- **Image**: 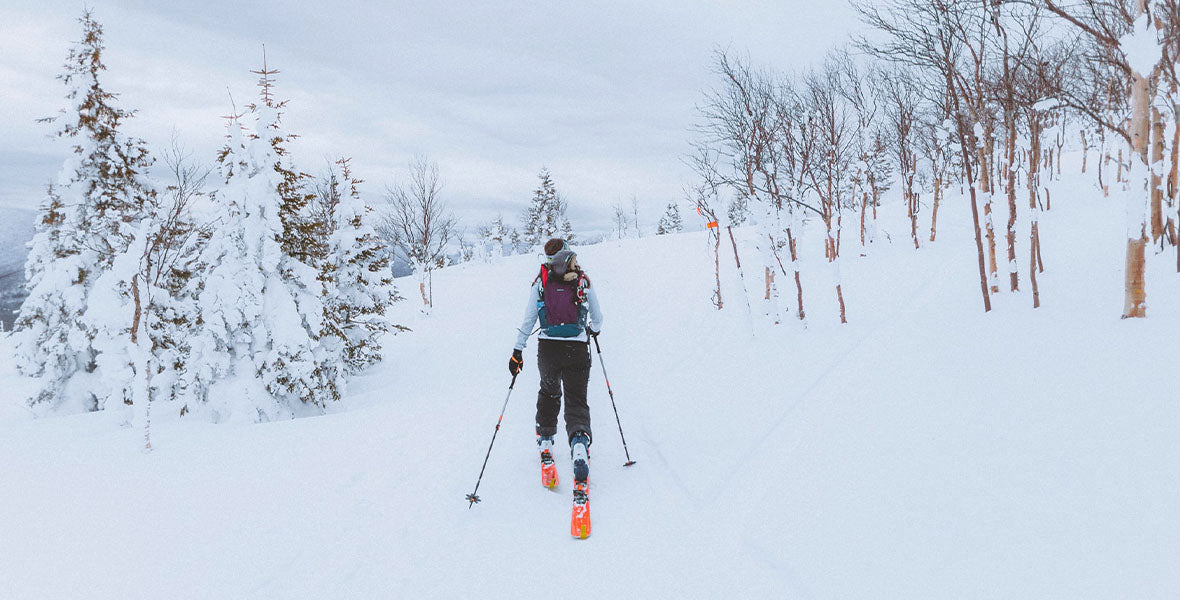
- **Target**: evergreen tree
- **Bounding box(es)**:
[85,146,209,427]
[657,202,684,235]
[727,195,750,226]
[508,228,522,254]
[481,214,511,257]
[13,10,156,412]
[246,55,326,270]
[319,158,403,374]
[193,103,332,422]
[521,168,572,245]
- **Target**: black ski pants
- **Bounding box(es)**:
[535,339,592,445]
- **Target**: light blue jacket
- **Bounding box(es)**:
[515,278,603,350]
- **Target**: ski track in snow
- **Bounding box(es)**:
[2,156,1179,599]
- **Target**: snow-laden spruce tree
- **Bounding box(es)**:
[657,202,683,234]
[12,10,157,412]
[480,214,512,258]
[84,147,210,433]
[85,218,161,436]
[320,158,402,374]
[193,107,335,422]
[521,168,573,246]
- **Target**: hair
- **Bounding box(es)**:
[544,238,566,256]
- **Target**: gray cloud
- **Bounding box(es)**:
[0,0,863,242]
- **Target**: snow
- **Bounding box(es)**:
[1119,14,1163,77]
[1,154,1179,598]
[1033,98,1063,113]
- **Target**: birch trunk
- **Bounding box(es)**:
[1028,115,1044,308]
[1151,106,1165,242]
[713,230,722,309]
[1123,3,1151,318]
[1005,113,1019,292]
[980,139,1000,293]
[786,228,805,321]
[929,177,941,242]
[1081,130,1089,174]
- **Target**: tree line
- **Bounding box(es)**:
[10,12,408,433]
[691,0,1180,322]
[8,10,694,429]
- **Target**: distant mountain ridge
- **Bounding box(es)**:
[0,206,36,331]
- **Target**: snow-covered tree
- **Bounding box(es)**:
[522,168,572,246]
[508,228,523,255]
[246,56,326,272]
[193,105,335,422]
[319,158,403,374]
[630,196,643,238]
[612,203,630,239]
[479,214,513,258]
[13,10,156,412]
[84,139,211,435]
[657,202,684,234]
[727,194,750,226]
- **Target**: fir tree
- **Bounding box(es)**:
[521,168,572,246]
[246,53,326,270]
[193,104,333,422]
[481,214,511,258]
[508,228,522,254]
[657,202,684,235]
[319,158,403,374]
[13,10,156,412]
[727,194,750,226]
[85,145,210,429]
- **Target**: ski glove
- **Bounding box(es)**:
[509,349,524,376]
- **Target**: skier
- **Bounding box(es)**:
[509,238,603,497]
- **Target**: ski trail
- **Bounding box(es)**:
[703,247,956,506]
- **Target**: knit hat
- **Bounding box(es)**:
[549,249,577,278]
[544,238,566,256]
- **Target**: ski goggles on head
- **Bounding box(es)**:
[544,240,569,262]
[550,249,577,276]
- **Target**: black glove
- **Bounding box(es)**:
[587,328,599,338]
[509,349,524,376]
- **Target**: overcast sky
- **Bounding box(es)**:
[0,0,863,237]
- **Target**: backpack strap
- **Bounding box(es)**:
[575,273,588,304]
[534,265,549,303]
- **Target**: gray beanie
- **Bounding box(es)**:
[549,248,577,277]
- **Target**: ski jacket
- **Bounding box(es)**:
[515,274,603,350]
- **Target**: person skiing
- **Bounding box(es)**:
[509,238,603,500]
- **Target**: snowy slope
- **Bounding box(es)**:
[1,164,1178,599]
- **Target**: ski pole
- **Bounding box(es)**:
[591,335,637,467]
[466,373,518,508]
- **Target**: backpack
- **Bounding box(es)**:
[535,265,589,338]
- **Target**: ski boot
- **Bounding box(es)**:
[570,431,590,484]
[569,431,592,539]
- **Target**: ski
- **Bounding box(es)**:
[571,482,591,539]
[540,447,558,490]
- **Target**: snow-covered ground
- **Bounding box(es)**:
[1,162,1178,599]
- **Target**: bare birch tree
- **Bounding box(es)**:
[382,155,455,309]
